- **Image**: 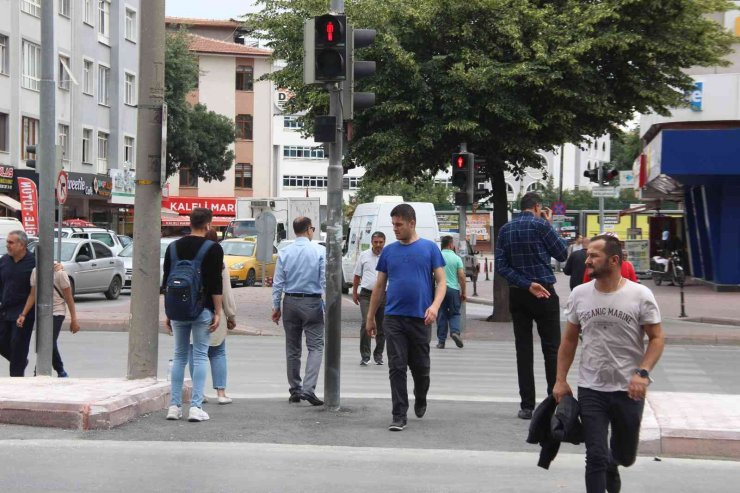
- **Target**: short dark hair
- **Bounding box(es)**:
[371,231,386,241]
[293,216,312,234]
[591,234,623,264]
[520,192,542,211]
[390,203,416,222]
[441,235,454,249]
[190,208,213,229]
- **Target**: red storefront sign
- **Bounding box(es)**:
[18,177,39,235]
[162,197,236,216]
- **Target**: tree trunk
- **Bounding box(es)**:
[489,167,512,322]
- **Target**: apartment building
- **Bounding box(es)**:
[0,0,140,229]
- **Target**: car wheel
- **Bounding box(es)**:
[245,269,256,287]
[105,276,122,300]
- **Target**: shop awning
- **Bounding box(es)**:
[161,216,233,227]
[0,194,21,211]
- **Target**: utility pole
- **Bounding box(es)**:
[324,0,345,411]
[458,143,468,333]
[127,0,165,379]
[35,2,57,376]
[558,145,565,202]
[598,165,605,231]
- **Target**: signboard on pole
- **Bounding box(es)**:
[18,177,39,235]
[552,201,567,216]
[592,186,620,198]
[625,239,650,273]
[255,212,277,263]
[56,170,68,204]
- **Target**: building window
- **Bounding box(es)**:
[82,59,94,95]
[124,136,135,167]
[343,176,362,190]
[82,128,93,164]
[235,65,253,91]
[526,182,542,193]
[97,132,109,171]
[235,114,253,140]
[506,183,515,194]
[58,55,71,90]
[22,40,41,91]
[21,0,41,17]
[283,146,326,160]
[98,65,110,105]
[282,175,329,189]
[124,73,136,105]
[21,117,39,160]
[235,163,253,189]
[98,0,111,39]
[179,167,198,187]
[283,116,302,130]
[0,113,8,153]
[59,0,70,17]
[83,0,94,25]
[58,124,69,162]
[0,35,8,75]
[125,8,137,42]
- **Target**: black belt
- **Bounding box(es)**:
[512,283,555,290]
[285,292,321,298]
[360,288,373,295]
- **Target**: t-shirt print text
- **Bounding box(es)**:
[580,307,636,325]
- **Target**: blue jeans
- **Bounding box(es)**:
[437,287,461,343]
[170,308,212,408]
[189,340,227,390]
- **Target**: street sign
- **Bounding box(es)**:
[627,227,643,236]
[619,170,635,189]
[56,170,69,204]
[601,214,620,225]
[552,201,567,216]
[591,186,620,198]
[255,211,277,263]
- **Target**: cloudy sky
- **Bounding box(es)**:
[165,0,260,19]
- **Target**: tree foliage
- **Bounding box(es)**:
[349,176,453,213]
[165,30,235,181]
[610,128,641,171]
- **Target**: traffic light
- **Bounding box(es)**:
[25,145,37,169]
[602,168,619,183]
[342,26,376,120]
[451,152,474,205]
[584,167,599,183]
[584,166,618,185]
[473,159,489,202]
[303,15,347,84]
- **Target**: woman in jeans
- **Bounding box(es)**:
[189,228,237,404]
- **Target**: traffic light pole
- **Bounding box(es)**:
[598,165,605,232]
[458,144,468,333]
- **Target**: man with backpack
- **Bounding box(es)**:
[163,207,224,422]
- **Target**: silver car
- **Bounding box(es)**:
[57,239,126,299]
[119,238,177,290]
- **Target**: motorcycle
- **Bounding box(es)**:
[650,250,685,286]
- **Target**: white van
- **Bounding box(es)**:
[0,217,25,237]
[341,199,441,291]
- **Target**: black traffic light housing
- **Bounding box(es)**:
[451,152,474,205]
[314,14,347,82]
[584,166,618,185]
[584,167,599,183]
[473,159,489,202]
[25,145,37,169]
[602,168,619,183]
[342,27,376,120]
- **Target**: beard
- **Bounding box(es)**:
[588,263,610,278]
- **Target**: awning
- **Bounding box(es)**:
[161,216,233,227]
[0,194,21,211]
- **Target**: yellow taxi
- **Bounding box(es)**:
[222,237,277,287]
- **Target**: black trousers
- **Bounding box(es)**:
[579,387,644,493]
[52,315,66,374]
[509,285,561,410]
[0,313,35,377]
[384,315,431,420]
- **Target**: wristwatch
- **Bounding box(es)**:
[634,368,654,384]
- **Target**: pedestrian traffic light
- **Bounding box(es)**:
[584,166,619,185]
[451,152,474,205]
[342,26,376,120]
[25,145,37,169]
[314,14,347,82]
[602,168,619,183]
[584,167,599,183]
[473,159,489,202]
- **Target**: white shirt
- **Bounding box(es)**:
[354,248,381,290]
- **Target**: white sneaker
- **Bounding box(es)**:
[166,405,182,420]
[188,406,210,422]
[218,396,232,405]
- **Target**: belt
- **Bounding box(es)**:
[360,288,373,295]
[512,283,555,290]
[285,292,321,298]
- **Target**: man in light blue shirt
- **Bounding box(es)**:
[272,217,326,406]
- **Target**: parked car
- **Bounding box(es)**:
[56,239,125,299]
[0,217,24,237]
[118,238,177,290]
[117,235,133,248]
[457,239,481,281]
[54,227,125,255]
[222,237,278,287]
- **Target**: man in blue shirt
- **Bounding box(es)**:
[272,216,326,406]
[366,204,446,431]
[0,230,36,376]
[495,192,568,420]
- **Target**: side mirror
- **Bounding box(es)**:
[76,254,91,262]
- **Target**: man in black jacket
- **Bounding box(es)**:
[563,237,590,290]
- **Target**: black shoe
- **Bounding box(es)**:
[451,333,464,348]
[388,418,407,431]
[360,359,370,366]
[517,408,533,420]
[606,464,621,493]
[436,342,445,349]
[301,393,324,406]
[374,358,384,365]
[414,398,427,418]
[288,394,301,403]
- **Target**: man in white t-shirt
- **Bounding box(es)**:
[554,234,665,493]
[352,231,386,365]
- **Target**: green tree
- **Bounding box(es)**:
[610,128,641,171]
[248,0,734,320]
[165,30,235,181]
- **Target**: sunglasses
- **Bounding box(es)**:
[309,226,316,232]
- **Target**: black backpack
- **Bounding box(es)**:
[164,240,214,321]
